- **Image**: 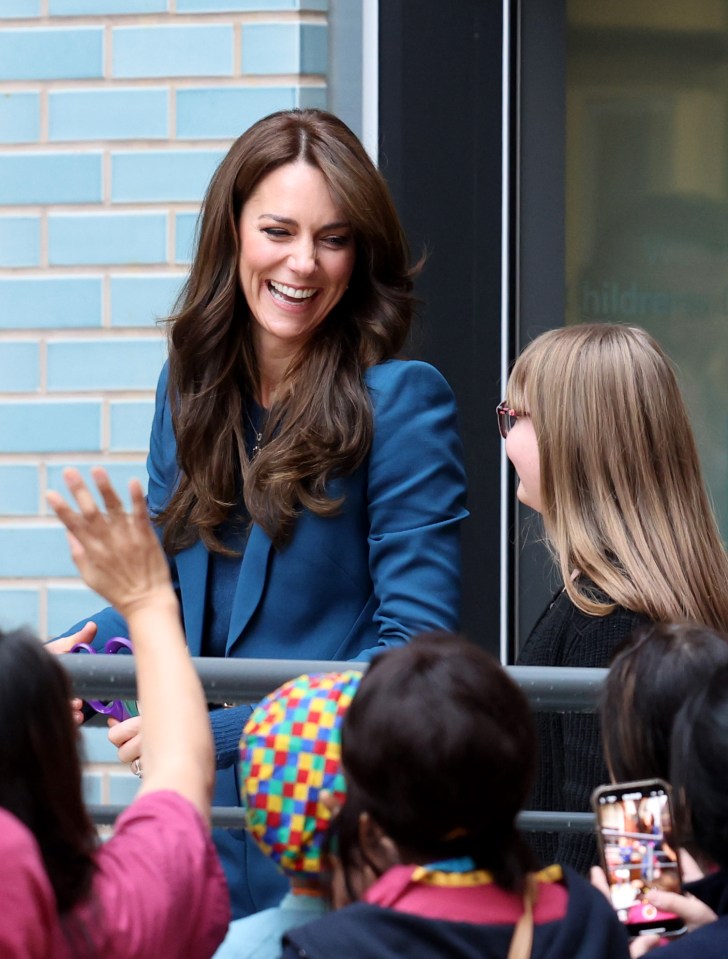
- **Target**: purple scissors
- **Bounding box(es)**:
[70,636,138,721]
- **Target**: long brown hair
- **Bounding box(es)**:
[0,630,97,913]
[506,323,728,630]
[161,109,418,552]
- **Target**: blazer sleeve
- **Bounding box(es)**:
[358,360,469,659]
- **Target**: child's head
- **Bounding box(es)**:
[0,628,95,911]
[670,663,728,870]
[240,669,362,892]
[331,632,536,898]
[602,622,728,783]
[503,323,728,629]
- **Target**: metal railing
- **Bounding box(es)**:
[64,656,604,834]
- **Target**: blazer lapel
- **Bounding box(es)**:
[175,539,209,657]
[226,524,273,653]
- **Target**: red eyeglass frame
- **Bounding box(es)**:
[496,401,521,439]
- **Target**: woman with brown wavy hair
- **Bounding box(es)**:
[497,323,728,875]
[55,109,468,918]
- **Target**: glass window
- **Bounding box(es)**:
[566,0,728,534]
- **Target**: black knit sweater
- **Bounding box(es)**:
[517,584,649,874]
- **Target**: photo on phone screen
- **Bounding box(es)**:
[591,779,685,937]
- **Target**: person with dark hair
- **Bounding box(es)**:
[0,468,230,957]
[601,623,728,784]
[628,665,728,957]
[590,622,728,951]
[51,108,468,916]
[282,633,630,959]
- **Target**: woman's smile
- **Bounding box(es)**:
[238,161,356,361]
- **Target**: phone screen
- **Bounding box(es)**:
[592,779,685,937]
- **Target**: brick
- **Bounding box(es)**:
[0,402,101,453]
[81,771,103,805]
[0,216,41,268]
[112,150,224,203]
[50,88,168,142]
[0,0,40,18]
[0,341,40,392]
[51,0,166,13]
[0,92,40,144]
[178,0,327,8]
[175,212,199,263]
[0,525,77,576]
[0,588,39,632]
[81,727,119,765]
[297,86,327,109]
[109,400,155,451]
[49,213,168,266]
[243,23,327,75]
[0,465,40,515]
[112,25,233,79]
[0,277,102,330]
[47,338,167,391]
[176,85,298,140]
[47,584,105,638]
[47,463,147,509]
[0,28,102,81]
[108,771,141,804]
[110,274,184,328]
[0,153,102,205]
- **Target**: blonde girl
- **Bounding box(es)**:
[497,323,728,872]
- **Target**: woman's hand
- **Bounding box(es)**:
[46,621,98,654]
[47,467,172,620]
[46,622,98,724]
[108,716,143,767]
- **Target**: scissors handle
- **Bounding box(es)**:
[69,637,137,721]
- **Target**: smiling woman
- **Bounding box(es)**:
[55,109,468,920]
[237,161,356,392]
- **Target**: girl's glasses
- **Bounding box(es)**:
[496,401,520,439]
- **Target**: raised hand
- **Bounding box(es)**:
[47,467,172,620]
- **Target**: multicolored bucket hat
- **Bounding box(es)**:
[240,670,362,883]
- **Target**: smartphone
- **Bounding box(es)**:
[591,779,686,938]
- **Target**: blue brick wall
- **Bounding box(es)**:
[0,2,329,642]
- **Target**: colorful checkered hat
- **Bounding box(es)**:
[240,670,362,883]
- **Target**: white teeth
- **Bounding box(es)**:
[269,280,317,300]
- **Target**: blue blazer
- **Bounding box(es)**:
[64,357,468,916]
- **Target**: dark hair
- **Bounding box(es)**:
[334,632,537,894]
[0,629,97,913]
[602,622,728,782]
[160,108,419,552]
[670,663,728,869]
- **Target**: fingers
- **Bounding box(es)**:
[63,467,103,520]
[629,935,661,957]
[90,466,125,515]
[130,478,149,527]
[45,621,98,654]
[107,716,143,765]
[72,699,84,725]
[645,889,717,931]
